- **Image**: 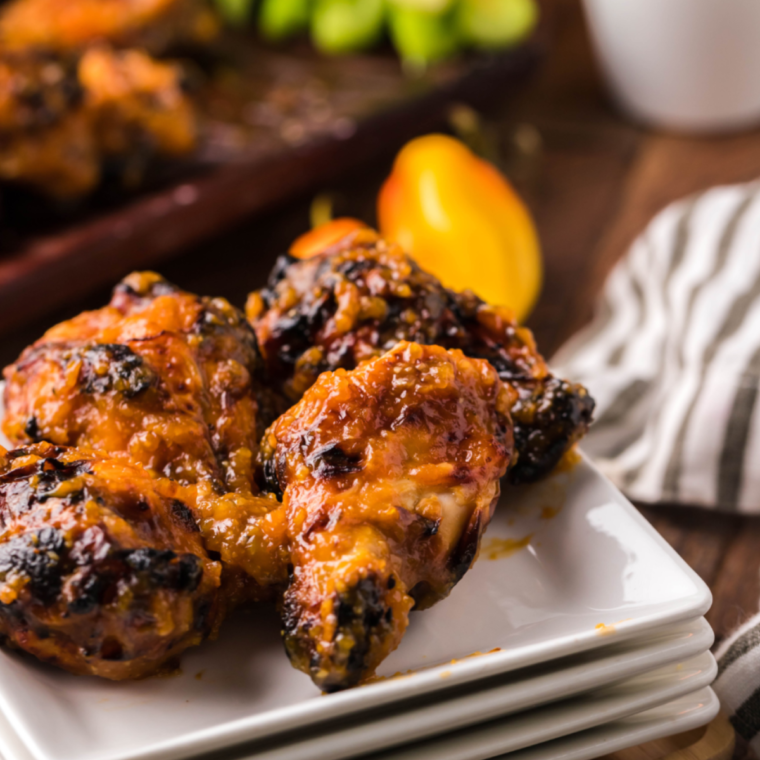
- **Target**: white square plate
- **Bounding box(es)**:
[506,688,720,760]
[0,388,712,760]
[365,652,717,760]
[157,618,713,760]
[0,652,718,760]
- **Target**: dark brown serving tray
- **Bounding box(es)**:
[0,25,547,334]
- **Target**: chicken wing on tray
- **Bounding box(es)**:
[1,338,511,687]
[2,272,288,600]
[259,342,514,691]
[0,46,197,198]
[248,228,595,484]
[0,0,217,56]
[0,235,591,687]
[0,442,222,679]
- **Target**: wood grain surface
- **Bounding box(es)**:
[510,0,760,652]
[601,714,735,760]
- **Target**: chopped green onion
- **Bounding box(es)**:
[212,0,255,26]
[387,5,460,70]
[387,0,453,12]
[311,0,385,55]
[259,0,312,40]
[455,0,538,49]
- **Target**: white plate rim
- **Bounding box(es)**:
[347,651,718,760]
[0,662,720,760]
[491,687,721,760]
[158,621,716,760]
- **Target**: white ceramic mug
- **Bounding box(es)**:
[582,0,760,133]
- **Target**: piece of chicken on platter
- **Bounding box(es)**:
[0,0,217,56]
[2,272,288,601]
[0,46,197,198]
[3,271,271,489]
[259,341,514,691]
[0,442,222,680]
[248,227,595,485]
[2,305,514,689]
[0,247,593,686]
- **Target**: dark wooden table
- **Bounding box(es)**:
[507,0,760,650]
[0,0,757,673]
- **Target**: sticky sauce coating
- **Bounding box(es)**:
[260,341,514,691]
[0,0,216,55]
[248,228,594,485]
[0,442,222,680]
[3,271,274,492]
[0,47,197,198]
[2,272,288,602]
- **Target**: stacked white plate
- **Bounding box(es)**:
[0,395,715,760]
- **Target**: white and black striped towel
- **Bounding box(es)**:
[553,181,760,749]
[715,617,760,755]
[554,181,760,512]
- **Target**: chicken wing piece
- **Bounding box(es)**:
[3,272,288,597]
[78,46,197,167]
[248,228,594,484]
[0,0,217,56]
[259,342,514,691]
[0,50,98,197]
[0,442,222,679]
[0,46,196,198]
[4,271,267,488]
[0,51,81,133]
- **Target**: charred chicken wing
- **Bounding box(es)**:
[0,442,222,679]
[0,46,196,198]
[0,0,217,55]
[248,229,594,484]
[259,342,514,691]
[3,272,287,597]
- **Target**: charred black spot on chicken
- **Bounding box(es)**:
[283,572,393,693]
[0,443,221,680]
[309,443,363,479]
[80,344,155,398]
[0,528,66,604]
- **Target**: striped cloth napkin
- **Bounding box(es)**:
[552,181,760,753]
[554,182,760,511]
[716,620,760,757]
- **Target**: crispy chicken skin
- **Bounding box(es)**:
[0,51,97,197]
[0,46,196,198]
[2,272,288,597]
[79,46,197,166]
[0,0,218,56]
[1,273,518,686]
[0,51,81,133]
[0,442,222,679]
[259,342,514,691]
[3,271,266,489]
[248,229,594,484]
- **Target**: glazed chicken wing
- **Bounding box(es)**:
[0,46,196,198]
[3,272,288,597]
[248,228,594,484]
[0,0,217,55]
[0,442,222,679]
[0,50,97,197]
[259,342,514,691]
